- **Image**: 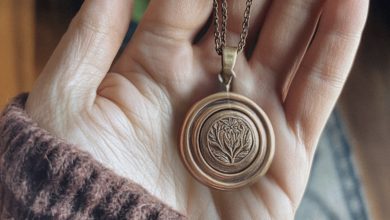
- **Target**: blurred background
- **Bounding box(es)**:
[0,0,388,219]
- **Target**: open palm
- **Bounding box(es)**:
[26,0,368,219]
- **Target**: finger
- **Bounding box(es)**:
[114,0,212,72]
[249,0,323,97]
[30,0,133,107]
[284,0,368,152]
[197,0,270,58]
[139,0,212,41]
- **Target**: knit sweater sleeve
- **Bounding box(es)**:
[0,94,185,220]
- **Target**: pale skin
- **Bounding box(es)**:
[25,0,368,219]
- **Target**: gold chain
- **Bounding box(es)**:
[213,0,253,55]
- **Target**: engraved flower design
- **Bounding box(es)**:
[207,117,253,164]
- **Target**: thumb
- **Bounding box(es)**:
[27,0,133,111]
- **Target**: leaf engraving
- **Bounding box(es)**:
[207,117,253,164]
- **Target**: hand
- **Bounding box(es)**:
[26,0,368,219]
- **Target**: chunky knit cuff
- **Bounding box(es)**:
[0,94,185,220]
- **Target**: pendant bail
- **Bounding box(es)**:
[219,46,238,92]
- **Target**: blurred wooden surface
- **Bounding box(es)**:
[35,0,82,75]
[0,0,35,108]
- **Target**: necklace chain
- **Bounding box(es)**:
[213,0,253,55]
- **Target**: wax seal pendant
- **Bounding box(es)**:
[180,92,275,190]
[179,47,275,190]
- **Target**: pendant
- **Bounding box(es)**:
[179,47,275,190]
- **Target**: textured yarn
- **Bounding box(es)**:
[0,94,185,220]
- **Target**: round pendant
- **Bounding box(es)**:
[179,92,275,190]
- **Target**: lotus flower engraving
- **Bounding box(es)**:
[207,116,253,164]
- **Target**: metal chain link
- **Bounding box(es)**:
[213,0,253,55]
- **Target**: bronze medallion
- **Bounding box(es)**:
[179,0,274,190]
[180,92,275,190]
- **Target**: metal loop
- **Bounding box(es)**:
[219,46,238,91]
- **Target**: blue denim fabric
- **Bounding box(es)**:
[296,110,368,220]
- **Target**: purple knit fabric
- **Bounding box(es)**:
[0,94,185,220]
